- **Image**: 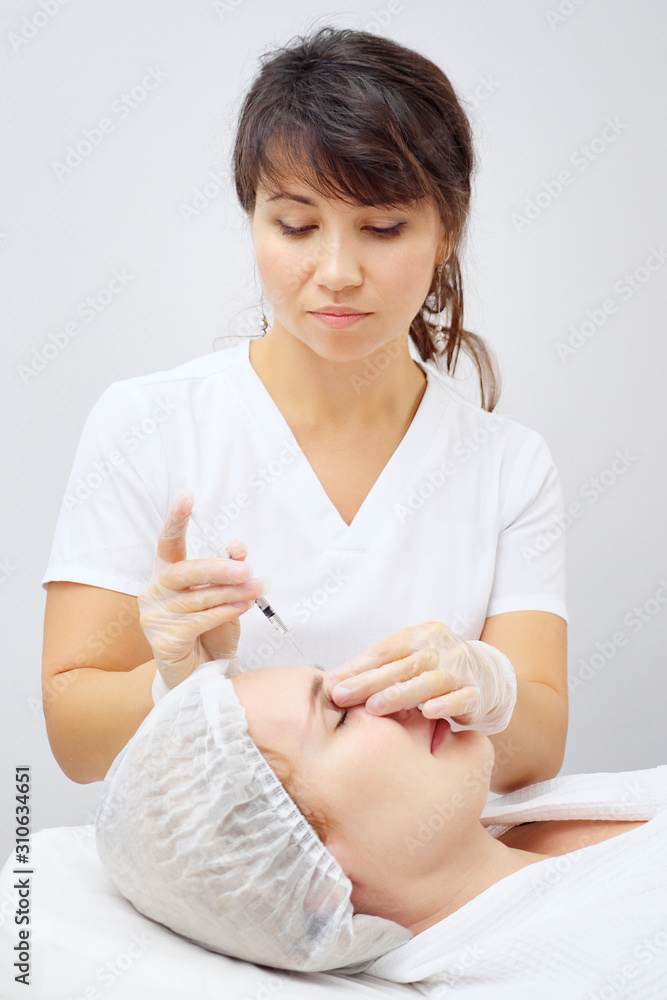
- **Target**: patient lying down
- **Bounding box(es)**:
[96,661,667,995]
[233,664,646,933]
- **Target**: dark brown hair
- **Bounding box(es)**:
[232,25,500,410]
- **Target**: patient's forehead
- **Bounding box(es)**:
[231,663,317,699]
[231,665,321,748]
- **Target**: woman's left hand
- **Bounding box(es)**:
[322,621,518,735]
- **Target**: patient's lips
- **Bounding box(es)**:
[430,718,451,754]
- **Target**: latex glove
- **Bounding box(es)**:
[323,621,517,735]
[138,491,265,702]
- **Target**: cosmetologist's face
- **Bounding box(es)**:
[232,665,493,908]
[249,177,447,362]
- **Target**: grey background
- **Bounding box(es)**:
[1,0,666,865]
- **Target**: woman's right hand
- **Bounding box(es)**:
[138,491,265,691]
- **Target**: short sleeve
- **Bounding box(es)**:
[485,429,568,624]
[41,380,170,596]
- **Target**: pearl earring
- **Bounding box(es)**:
[434,263,446,351]
[259,293,268,334]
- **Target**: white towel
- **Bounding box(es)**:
[366,766,667,999]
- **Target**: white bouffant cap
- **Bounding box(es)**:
[95,660,411,973]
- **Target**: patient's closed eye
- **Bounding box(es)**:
[336,709,348,729]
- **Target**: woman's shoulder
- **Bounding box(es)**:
[82,339,252,423]
[116,338,250,391]
[423,359,552,461]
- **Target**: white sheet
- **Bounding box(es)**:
[0,824,416,999]
[367,766,667,999]
[3,768,665,997]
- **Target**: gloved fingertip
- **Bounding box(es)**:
[174,488,195,509]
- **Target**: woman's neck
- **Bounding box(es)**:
[391,827,550,936]
[248,324,427,433]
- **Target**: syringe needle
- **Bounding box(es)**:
[189,510,304,658]
[284,632,305,659]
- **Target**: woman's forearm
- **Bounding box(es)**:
[43,660,157,784]
[487,678,568,793]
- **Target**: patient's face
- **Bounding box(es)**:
[232,665,494,909]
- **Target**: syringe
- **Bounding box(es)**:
[188,510,305,660]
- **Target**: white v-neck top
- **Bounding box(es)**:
[42,337,567,671]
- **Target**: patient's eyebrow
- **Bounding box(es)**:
[307,668,325,731]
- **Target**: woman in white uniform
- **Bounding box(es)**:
[41,26,568,789]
